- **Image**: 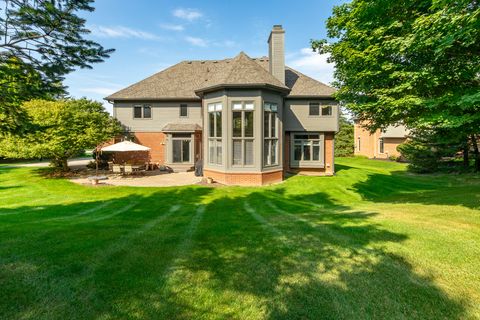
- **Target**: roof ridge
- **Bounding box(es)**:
[285,65,334,88]
[221,52,249,83]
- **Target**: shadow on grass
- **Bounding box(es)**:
[0,169,470,319]
[335,163,480,209]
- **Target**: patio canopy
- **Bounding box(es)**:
[101,141,151,152]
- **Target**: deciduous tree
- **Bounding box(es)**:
[313,0,480,170]
[0,99,122,170]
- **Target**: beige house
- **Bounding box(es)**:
[354,122,408,159]
[106,25,339,185]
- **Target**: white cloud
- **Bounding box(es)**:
[185,36,208,47]
[288,48,335,85]
[173,8,203,21]
[90,25,162,41]
[160,23,184,31]
[214,40,237,48]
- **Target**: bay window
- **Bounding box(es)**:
[264,102,278,166]
[232,102,254,166]
[208,103,222,165]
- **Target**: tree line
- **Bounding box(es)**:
[313,0,479,172]
[0,0,121,169]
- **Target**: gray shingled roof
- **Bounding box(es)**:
[106,52,335,101]
[162,123,202,132]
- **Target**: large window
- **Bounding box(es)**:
[232,102,254,166]
[133,105,151,119]
[291,133,324,167]
[264,102,278,166]
[208,103,222,165]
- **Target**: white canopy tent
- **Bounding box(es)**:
[101,140,150,152]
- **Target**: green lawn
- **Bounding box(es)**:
[1,158,479,319]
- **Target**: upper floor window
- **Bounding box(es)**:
[180,104,188,117]
[232,101,254,166]
[309,103,333,116]
[264,102,278,166]
[208,103,222,165]
[133,105,151,119]
[321,106,332,116]
[309,103,320,116]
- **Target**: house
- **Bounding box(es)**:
[105,25,339,185]
[354,122,409,159]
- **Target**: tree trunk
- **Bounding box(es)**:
[51,158,69,171]
[463,145,469,167]
[472,135,480,172]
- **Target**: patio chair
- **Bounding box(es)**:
[124,164,133,175]
[112,164,122,174]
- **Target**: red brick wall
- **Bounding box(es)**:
[204,169,283,186]
[354,123,406,159]
[133,132,167,164]
[325,133,334,174]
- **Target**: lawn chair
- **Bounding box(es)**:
[112,164,122,175]
[124,164,133,175]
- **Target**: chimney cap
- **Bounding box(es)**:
[273,25,283,29]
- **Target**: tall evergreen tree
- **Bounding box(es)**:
[335,114,354,157]
[0,0,114,132]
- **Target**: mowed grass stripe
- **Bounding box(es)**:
[164,204,205,274]
[0,159,479,319]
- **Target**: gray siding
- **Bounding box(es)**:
[380,125,409,138]
[268,26,285,84]
[113,101,202,132]
[284,99,339,132]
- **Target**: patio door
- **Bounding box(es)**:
[172,133,192,163]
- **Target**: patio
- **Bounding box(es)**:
[70,170,203,187]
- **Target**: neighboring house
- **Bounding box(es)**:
[354,122,409,159]
[105,25,339,185]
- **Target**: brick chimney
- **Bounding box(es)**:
[268,25,285,84]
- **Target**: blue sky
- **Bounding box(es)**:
[64,0,344,113]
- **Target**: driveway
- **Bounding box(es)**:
[12,157,92,169]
